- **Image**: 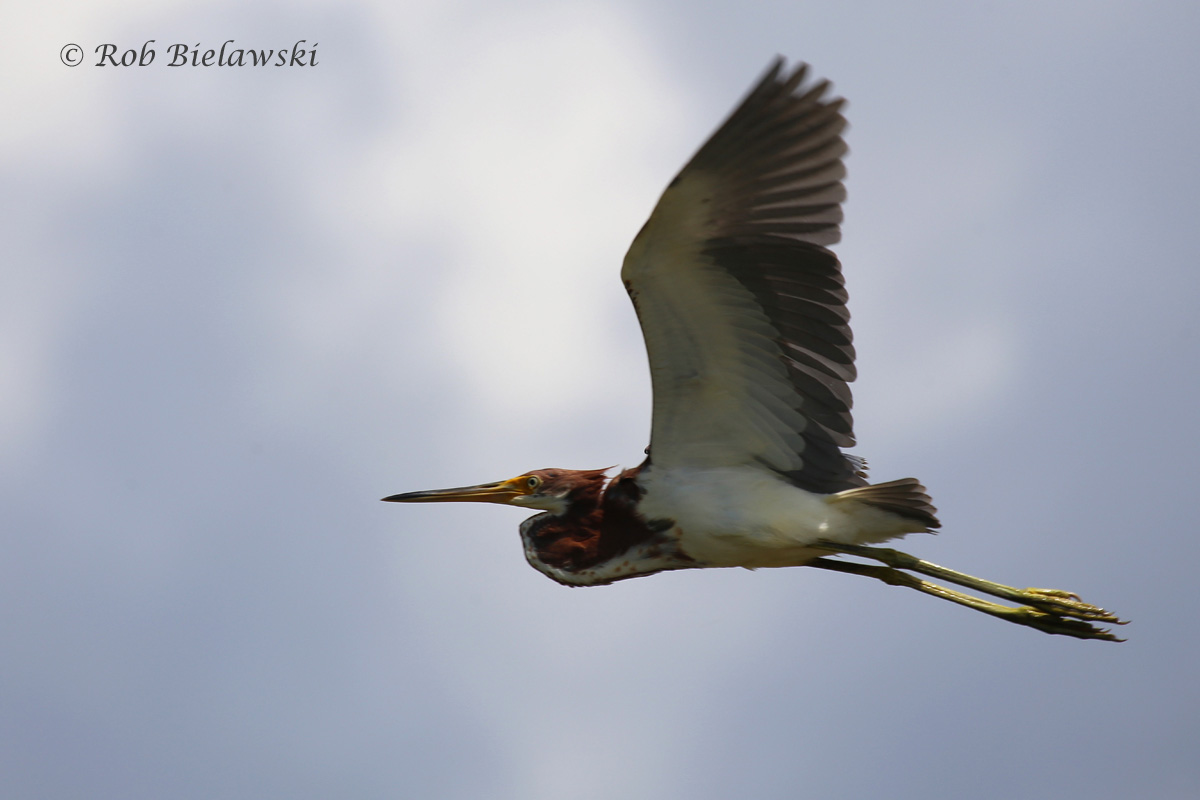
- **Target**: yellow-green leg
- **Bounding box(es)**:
[809,544,1127,641]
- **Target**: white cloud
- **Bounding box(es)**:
[351,4,681,416]
[251,0,684,467]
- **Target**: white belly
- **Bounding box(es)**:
[635,465,918,568]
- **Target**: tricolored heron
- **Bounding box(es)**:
[385,58,1125,641]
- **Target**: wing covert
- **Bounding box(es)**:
[621,58,864,493]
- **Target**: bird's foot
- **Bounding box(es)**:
[1018,587,1123,624]
[997,603,1126,642]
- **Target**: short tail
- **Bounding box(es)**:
[835,478,941,530]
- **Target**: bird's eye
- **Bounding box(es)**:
[525,476,542,491]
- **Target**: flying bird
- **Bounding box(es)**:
[385,58,1125,641]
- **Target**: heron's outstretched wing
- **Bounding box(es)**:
[622,58,863,494]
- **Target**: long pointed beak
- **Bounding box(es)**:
[382,477,529,505]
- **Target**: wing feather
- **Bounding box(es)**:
[622,58,864,493]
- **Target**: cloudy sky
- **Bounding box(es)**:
[4,1,1199,798]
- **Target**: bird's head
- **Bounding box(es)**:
[384,465,690,586]
[382,468,607,516]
